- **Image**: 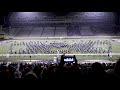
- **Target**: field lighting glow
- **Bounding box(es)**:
[17,12,39,17]
[20,12,38,15]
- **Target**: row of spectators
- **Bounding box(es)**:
[0,59,120,81]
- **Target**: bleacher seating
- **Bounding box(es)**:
[102,26,116,36]
[41,27,55,37]
[55,27,67,37]
[9,28,18,38]
[29,27,43,37]
[80,26,94,36]
[92,25,117,36]
[67,26,80,36]
[15,27,33,37]
[4,25,120,38]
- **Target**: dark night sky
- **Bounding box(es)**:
[0,0,120,17]
[0,0,119,13]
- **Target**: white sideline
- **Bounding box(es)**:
[0,53,120,56]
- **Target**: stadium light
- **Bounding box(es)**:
[19,12,38,16]
[16,12,39,18]
[22,12,33,14]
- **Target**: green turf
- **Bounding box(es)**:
[0,54,120,62]
[0,37,120,61]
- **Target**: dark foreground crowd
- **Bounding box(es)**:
[0,60,120,82]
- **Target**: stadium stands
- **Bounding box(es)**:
[91,25,118,36]
[29,27,43,37]
[5,12,120,37]
[9,28,21,38]
[0,24,118,38]
[1,25,119,38]
[8,28,16,37]
[67,26,80,36]
[55,27,67,37]
[41,27,55,37]
[15,27,33,37]
[80,26,94,36]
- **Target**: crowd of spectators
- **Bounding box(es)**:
[0,59,120,81]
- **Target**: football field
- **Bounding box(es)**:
[0,36,120,62]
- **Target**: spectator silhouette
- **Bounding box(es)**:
[24,65,38,80]
[87,62,107,81]
[113,59,120,79]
